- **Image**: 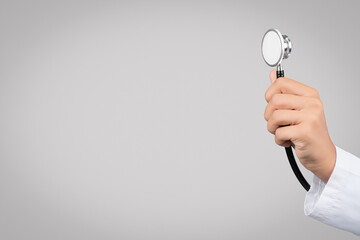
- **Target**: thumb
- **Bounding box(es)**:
[270,69,277,84]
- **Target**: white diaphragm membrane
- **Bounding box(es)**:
[261,29,283,67]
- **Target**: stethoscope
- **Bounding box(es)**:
[261,29,311,191]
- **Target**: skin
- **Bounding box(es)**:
[264,70,336,184]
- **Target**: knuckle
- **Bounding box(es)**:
[274,129,285,146]
[312,98,323,108]
[274,135,281,145]
[265,91,271,102]
[307,114,318,125]
[274,127,283,139]
[267,120,275,134]
[264,107,269,121]
[311,88,320,98]
[269,94,280,105]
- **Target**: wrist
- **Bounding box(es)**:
[313,143,336,184]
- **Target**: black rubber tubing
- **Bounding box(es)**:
[276,70,311,191]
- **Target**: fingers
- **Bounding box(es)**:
[270,69,277,84]
[274,125,301,147]
[264,70,321,150]
[267,110,304,134]
[265,76,319,103]
[264,94,314,121]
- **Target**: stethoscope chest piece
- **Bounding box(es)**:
[261,29,292,67]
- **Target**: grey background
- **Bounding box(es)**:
[0,0,359,239]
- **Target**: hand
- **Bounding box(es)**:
[264,70,336,183]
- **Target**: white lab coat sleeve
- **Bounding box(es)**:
[304,146,360,235]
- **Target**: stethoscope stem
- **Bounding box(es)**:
[276,64,284,77]
[276,68,311,192]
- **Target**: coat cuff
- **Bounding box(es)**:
[304,146,360,235]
